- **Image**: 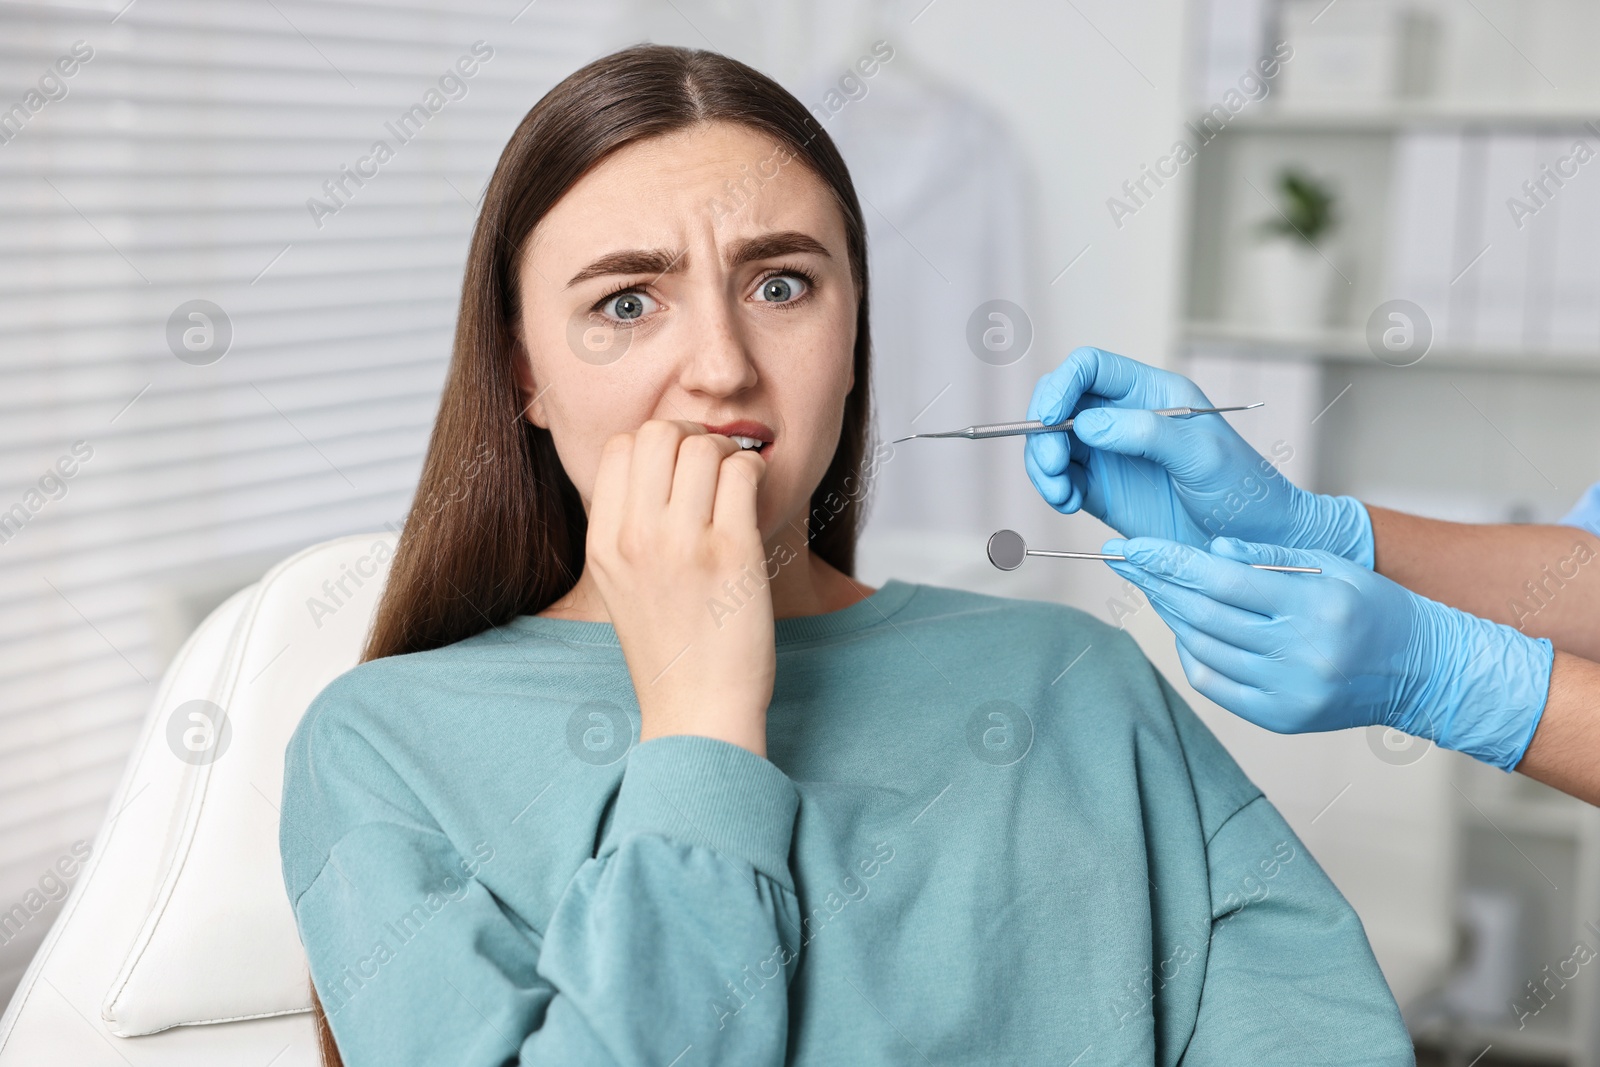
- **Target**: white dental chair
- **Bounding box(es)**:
[0,532,398,1066]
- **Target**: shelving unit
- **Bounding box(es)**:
[1416,763,1600,1067]
[1184,319,1600,374]
[1224,104,1600,133]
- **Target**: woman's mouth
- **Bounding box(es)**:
[702,421,774,457]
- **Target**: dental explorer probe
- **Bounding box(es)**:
[986,529,1322,574]
[892,403,1264,443]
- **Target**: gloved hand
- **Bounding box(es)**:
[1102,535,1555,772]
[1024,347,1375,566]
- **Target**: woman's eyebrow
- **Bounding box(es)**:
[726,231,830,266]
[565,248,686,288]
[562,232,828,288]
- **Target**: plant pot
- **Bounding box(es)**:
[1238,238,1334,334]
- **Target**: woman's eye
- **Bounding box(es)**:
[753,274,808,303]
[598,290,657,322]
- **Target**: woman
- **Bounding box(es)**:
[279,46,1412,1066]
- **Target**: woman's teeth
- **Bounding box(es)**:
[730,435,764,451]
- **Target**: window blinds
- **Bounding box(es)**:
[0,0,622,999]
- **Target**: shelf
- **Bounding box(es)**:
[1208,103,1600,134]
[1182,321,1600,375]
[1458,795,1585,841]
[1413,1012,1577,1061]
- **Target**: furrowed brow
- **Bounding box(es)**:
[726,231,831,267]
[565,248,687,288]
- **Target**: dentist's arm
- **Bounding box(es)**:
[1521,652,1600,805]
[1367,507,1600,662]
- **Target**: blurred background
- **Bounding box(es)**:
[3,0,1600,1062]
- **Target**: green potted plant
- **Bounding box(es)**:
[1242,166,1340,332]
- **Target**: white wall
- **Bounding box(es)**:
[898,0,1191,370]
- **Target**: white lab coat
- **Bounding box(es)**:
[807,57,1041,535]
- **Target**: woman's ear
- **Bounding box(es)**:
[511,329,551,429]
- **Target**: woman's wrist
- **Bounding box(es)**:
[639,707,768,758]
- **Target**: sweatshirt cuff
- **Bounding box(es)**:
[605,735,799,889]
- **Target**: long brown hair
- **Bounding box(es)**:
[308,44,874,1064]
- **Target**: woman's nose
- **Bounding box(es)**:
[676,294,758,397]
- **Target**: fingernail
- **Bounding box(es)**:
[1105,559,1140,579]
[1073,409,1109,435]
[1125,541,1179,573]
[1121,539,1156,565]
[1209,537,1249,559]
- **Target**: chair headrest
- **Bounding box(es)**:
[101,532,397,1035]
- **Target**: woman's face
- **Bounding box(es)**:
[514,120,858,542]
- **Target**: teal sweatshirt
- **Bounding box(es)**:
[280,579,1413,1066]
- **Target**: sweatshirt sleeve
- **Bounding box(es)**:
[283,715,803,1067]
[1178,797,1414,1066]
[1144,671,1414,1065]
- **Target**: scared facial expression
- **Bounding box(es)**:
[513,120,859,541]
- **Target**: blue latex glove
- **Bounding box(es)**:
[1025,347,1375,566]
[1102,535,1555,772]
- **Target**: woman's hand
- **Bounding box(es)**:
[586,419,774,756]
